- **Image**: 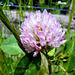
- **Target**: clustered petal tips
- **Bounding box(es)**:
[20,9,67,57]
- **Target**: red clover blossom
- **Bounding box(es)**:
[20,9,67,57]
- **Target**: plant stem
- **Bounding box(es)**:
[48,62,52,74]
[0,7,28,54]
[66,0,75,39]
[59,65,69,75]
[59,65,66,72]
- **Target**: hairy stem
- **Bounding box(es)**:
[0,7,28,54]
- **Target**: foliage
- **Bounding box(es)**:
[1,36,24,55]
[14,53,41,75]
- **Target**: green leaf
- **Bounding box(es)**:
[63,32,75,72]
[63,39,73,55]
[66,41,75,71]
[14,53,41,75]
[0,36,24,55]
[48,48,55,56]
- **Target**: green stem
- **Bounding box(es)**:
[0,7,28,54]
[48,60,52,74]
[59,65,66,72]
[66,0,75,39]
[59,65,69,75]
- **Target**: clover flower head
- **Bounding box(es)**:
[20,9,67,57]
